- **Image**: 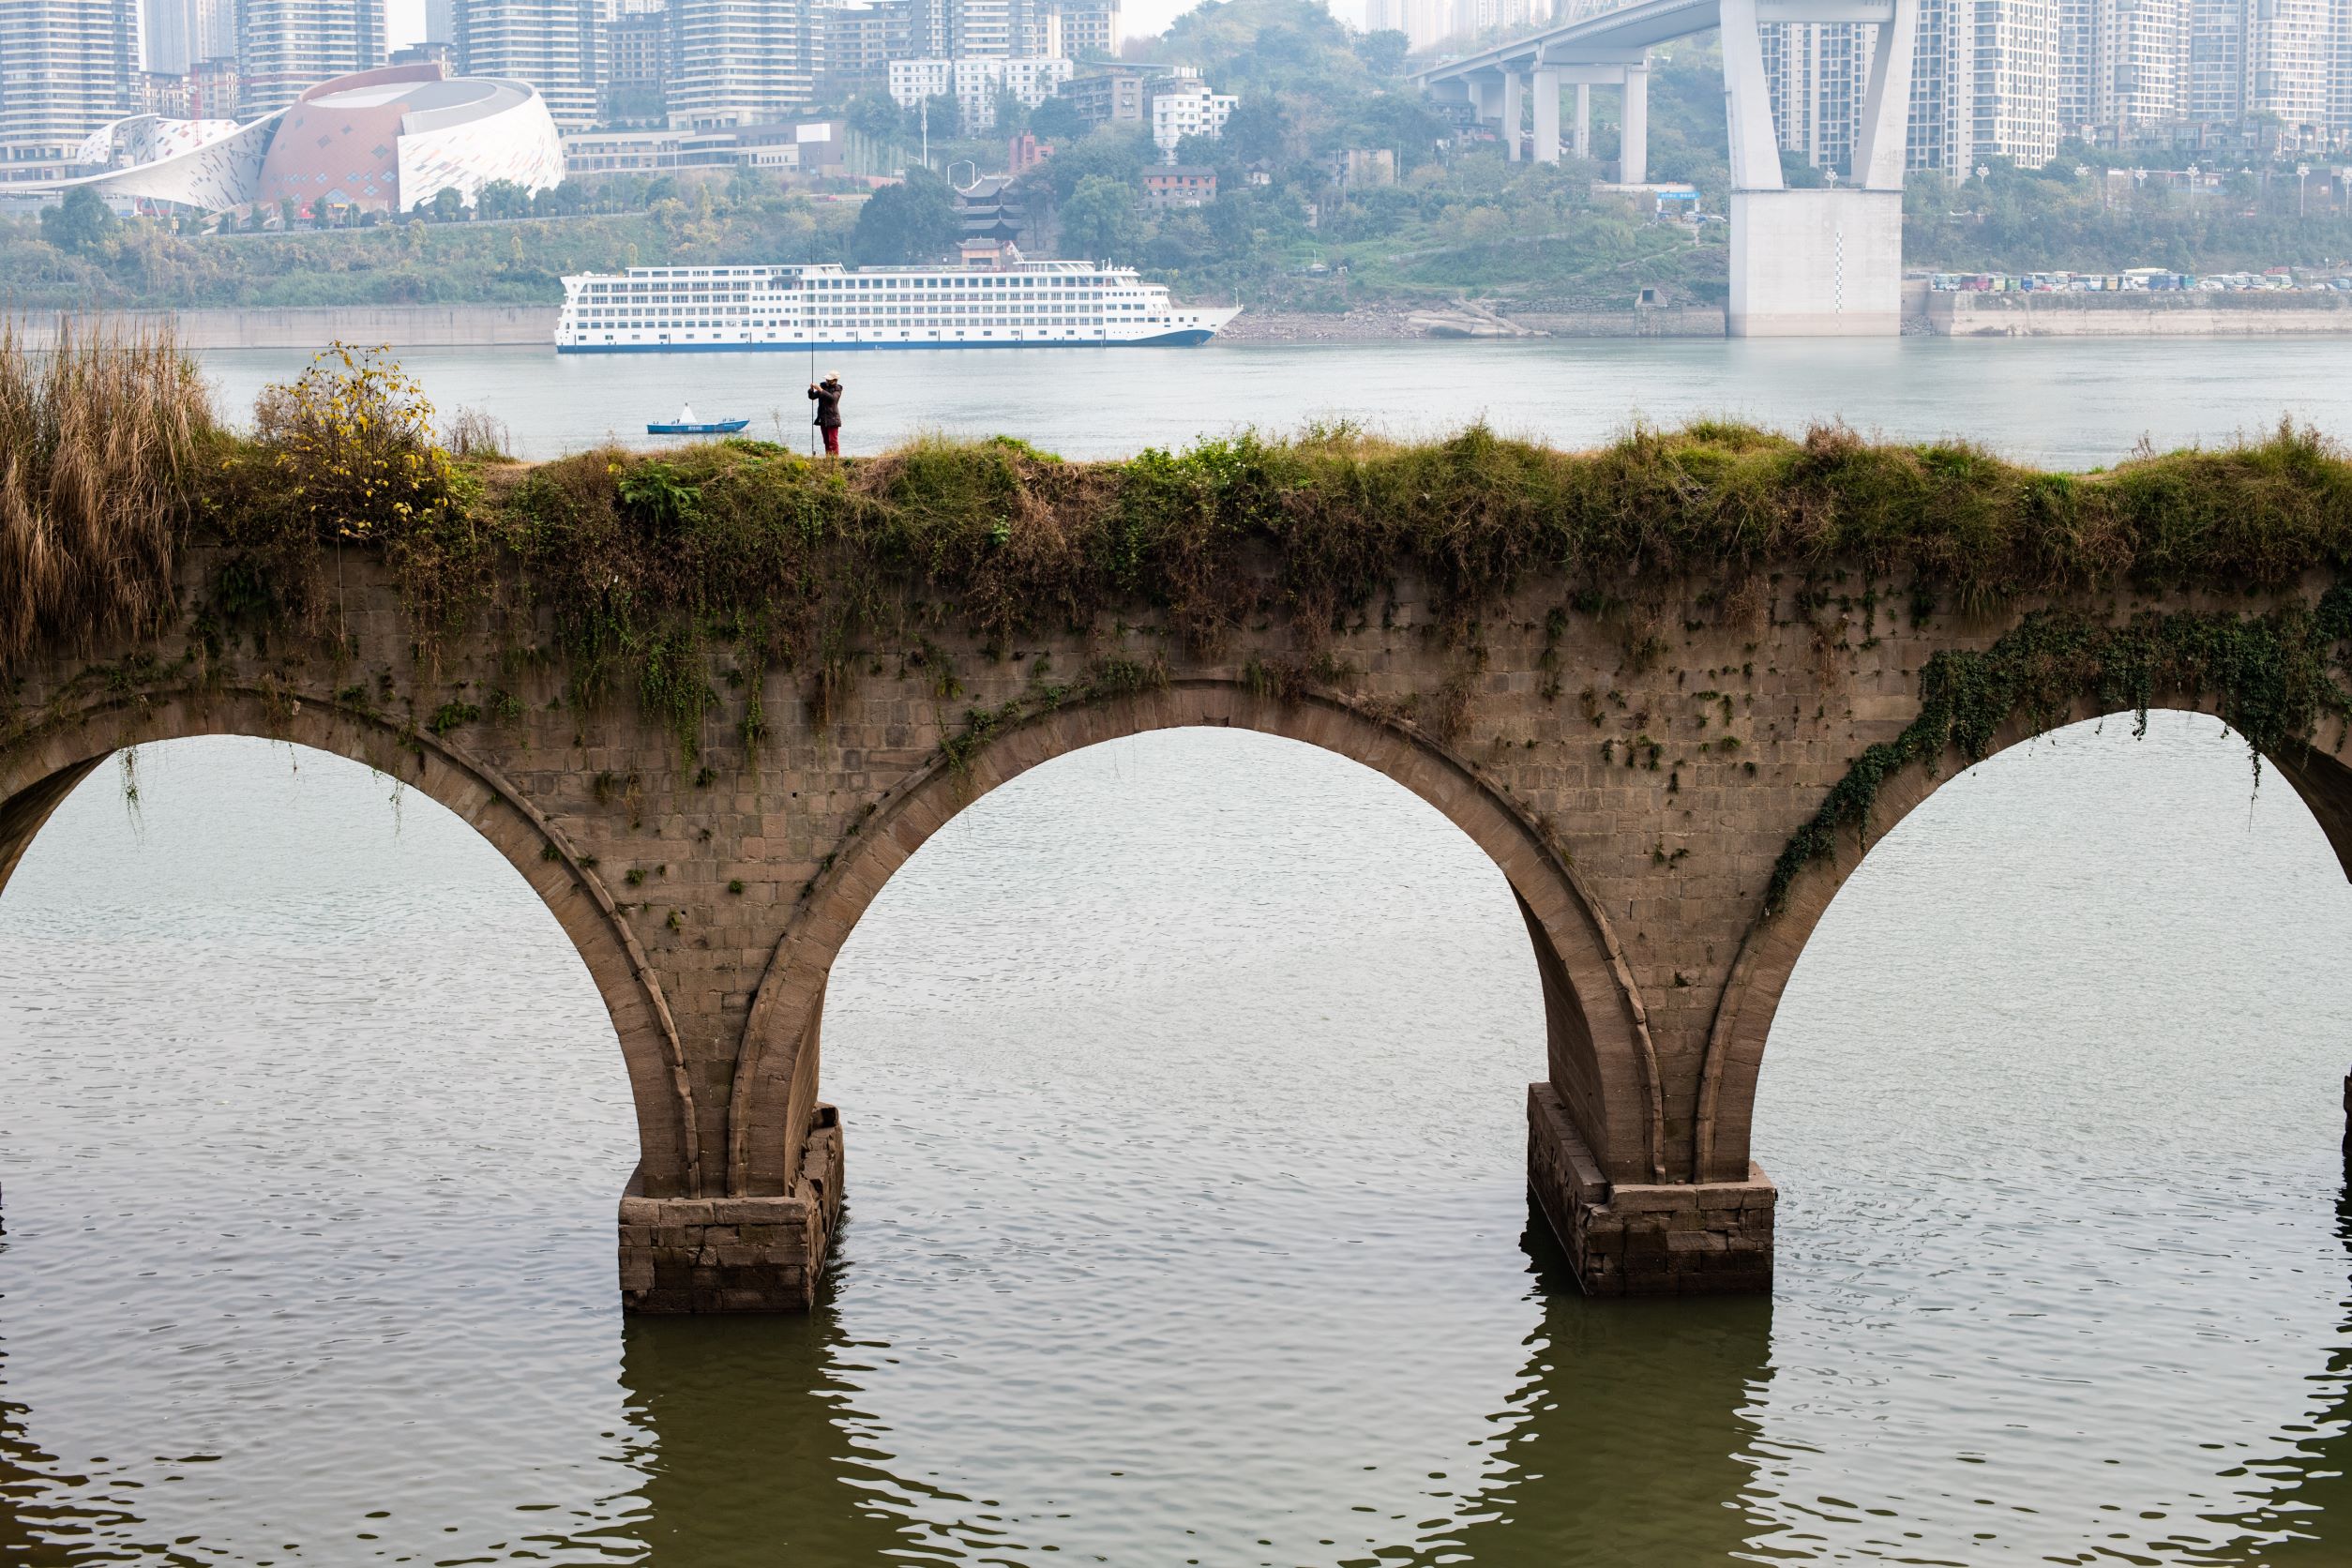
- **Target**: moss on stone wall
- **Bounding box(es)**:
[169,417,2352,694]
[11,333,2352,924]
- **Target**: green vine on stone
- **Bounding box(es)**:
[1763,588,2352,916]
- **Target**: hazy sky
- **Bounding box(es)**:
[383,0,1372,56]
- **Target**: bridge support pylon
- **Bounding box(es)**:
[1726,188,1905,336]
[1721,0,1917,336]
[1529,1086,1776,1295]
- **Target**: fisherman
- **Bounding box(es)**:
[807,374,843,456]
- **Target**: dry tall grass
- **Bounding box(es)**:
[0,319,214,671]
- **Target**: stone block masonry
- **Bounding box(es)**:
[8,476,2352,1311]
[621,1105,844,1312]
[1529,1084,1773,1295]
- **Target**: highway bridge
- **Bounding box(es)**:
[1415,0,1920,335]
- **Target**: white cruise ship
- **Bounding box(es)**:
[555,259,1241,353]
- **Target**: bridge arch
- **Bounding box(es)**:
[0,686,704,1198]
[727,679,1662,1199]
[1695,701,2352,1184]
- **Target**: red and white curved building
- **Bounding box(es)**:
[64,64,564,215]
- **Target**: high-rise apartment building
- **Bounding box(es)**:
[143,0,188,71]
[909,0,1050,58]
[1760,22,1876,173]
[2240,0,2333,138]
[2184,0,2340,143]
[2186,0,2243,117]
[138,0,234,73]
[604,6,668,122]
[666,0,822,128]
[2056,0,2093,131]
[2335,0,2352,138]
[1971,0,2059,164]
[822,0,913,96]
[0,0,140,175]
[2090,0,2189,134]
[1045,0,1119,60]
[1908,0,2060,171]
[2059,0,2190,139]
[237,0,387,113]
[1362,0,1460,49]
[454,0,609,129]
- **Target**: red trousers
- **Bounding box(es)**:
[822,426,839,455]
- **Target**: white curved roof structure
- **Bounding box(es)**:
[56,64,564,215]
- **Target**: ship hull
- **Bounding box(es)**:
[560,329,1222,354]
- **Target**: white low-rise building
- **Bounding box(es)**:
[1149,77,1238,157]
[888,56,1074,131]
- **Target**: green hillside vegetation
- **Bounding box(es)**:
[0,173,856,310]
[996,7,1731,309]
[1906,156,2352,274]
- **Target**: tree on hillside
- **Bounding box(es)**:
[1352,29,1410,78]
[1030,93,1085,141]
[39,187,115,254]
[1341,92,1448,171]
[1059,173,1141,260]
[1147,210,1215,268]
[845,91,902,143]
[1026,126,1153,201]
[475,179,533,219]
[852,168,960,263]
[1220,99,1289,165]
[1156,0,1367,94]
[430,187,468,222]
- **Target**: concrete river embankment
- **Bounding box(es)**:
[1922,288,2352,336]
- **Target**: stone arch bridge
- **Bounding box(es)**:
[6,547,2346,1310]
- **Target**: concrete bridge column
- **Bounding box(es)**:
[1718,0,1913,336]
[1502,69,1524,160]
[1573,83,1591,158]
[1471,71,1505,141]
[1619,65,1649,184]
[1718,0,1786,191]
[1531,68,1562,163]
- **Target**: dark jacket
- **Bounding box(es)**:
[808,383,842,429]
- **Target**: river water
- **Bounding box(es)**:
[7,339,2352,1565]
[193,336,2352,471]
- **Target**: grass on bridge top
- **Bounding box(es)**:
[5,326,2352,679]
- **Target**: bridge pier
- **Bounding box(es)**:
[1529,1086,1776,1296]
[619,1106,843,1313]
[1416,0,1918,336]
[1532,68,1561,163]
[1619,64,1648,183]
[1726,188,1904,335]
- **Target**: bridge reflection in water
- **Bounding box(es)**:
[593,1170,2352,1564]
[611,1205,1776,1565]
[8,1194,2349,1564]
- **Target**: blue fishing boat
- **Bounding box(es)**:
[646,403,750,435]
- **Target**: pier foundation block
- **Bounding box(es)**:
[619,1105,843,1313]
[1528,1083,1774,1296]
[1727,188,1903,337]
